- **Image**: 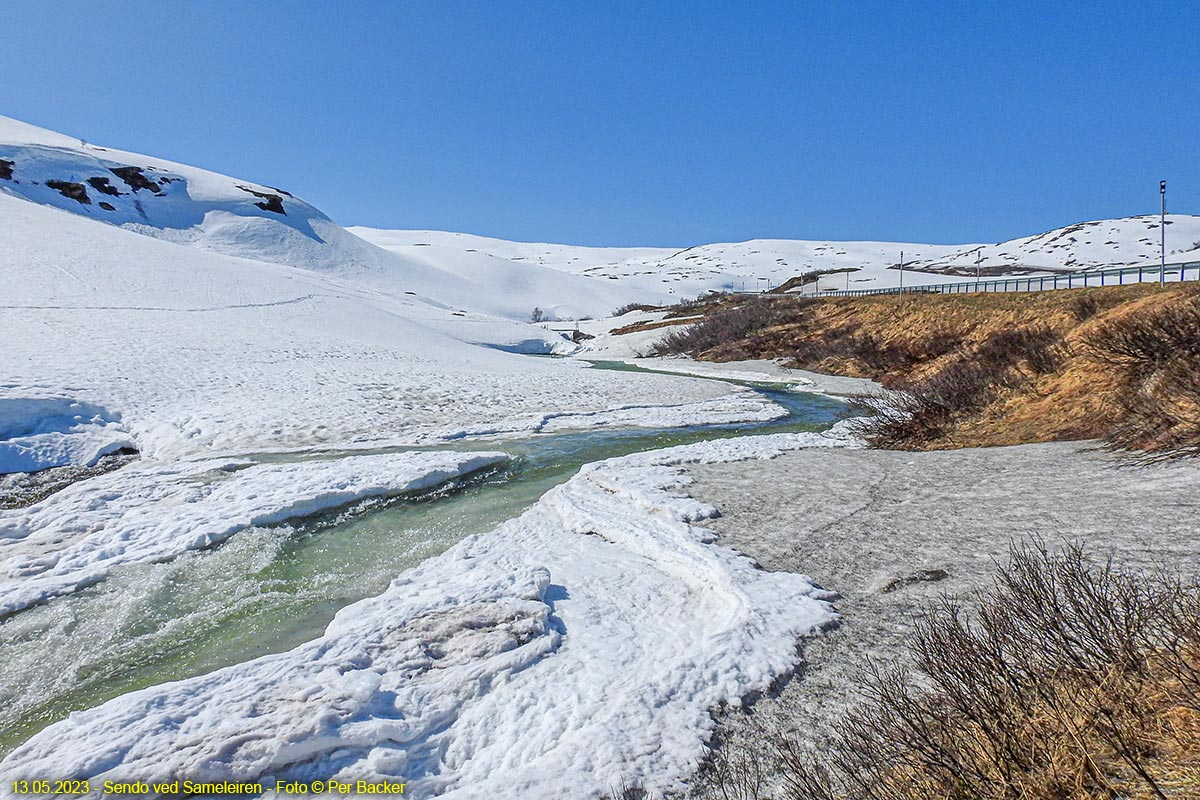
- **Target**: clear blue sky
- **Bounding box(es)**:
[3,1,1196,246]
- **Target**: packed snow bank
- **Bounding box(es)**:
[0,397,134,473]
[0,427,859,798]
[0,451,507,617]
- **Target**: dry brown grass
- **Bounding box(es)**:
[610,316,697,336]
[648,284,1200,454]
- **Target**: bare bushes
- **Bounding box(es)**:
[854,326,1068,448]
[1083,291,1200,459]
[612,302,662,316]
[775,544,1200,800]
[650,298,795,359]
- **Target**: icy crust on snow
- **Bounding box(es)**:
[0,428,858,798]
[0,397,134,473]
[0,451,507,617]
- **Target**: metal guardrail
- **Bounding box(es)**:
[814,261,1200,298]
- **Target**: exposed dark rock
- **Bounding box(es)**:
[86,176,123,196]
[268,185,294,197]
[235,184,287,215]
[98,201,116,211]
[45,180,91,205]
[109,166,164,194]
[0,159,13,180]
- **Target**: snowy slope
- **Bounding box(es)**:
[352,227,971,301]
[0,192,778,471]
[353,214,1200,303]
[0,115,366,275]
[906,214,1200,275]
[0,116,650,321]
[0,113,801,472]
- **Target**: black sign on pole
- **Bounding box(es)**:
[1160,181,1167,286]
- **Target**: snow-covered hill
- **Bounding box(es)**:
[0,116,650,321]
[351,227,973,301]
[906,215,1200,276]
[0,117,782,472]
[0,116,836,798]
[7,112,1193,318]
[353,213,1200,303]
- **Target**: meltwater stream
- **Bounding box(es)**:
[0,370,846,755]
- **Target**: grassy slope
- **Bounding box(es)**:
[649,284,1199,451]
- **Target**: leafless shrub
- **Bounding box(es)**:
[792,328,962,377]
[612,302,662,316]
[607,781,654,799]
[973,326,1068,375]
[1071,293,1102,321]
[663,290,733,318]
[1084,293,1200,371]
[694,738,776,800]
[852,326,1067,447]
[651,298,792,357]
[772,544,1200,800]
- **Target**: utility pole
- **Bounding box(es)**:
[976,251,982,281]
[899,250,904,295]
[1160,180,1167,286]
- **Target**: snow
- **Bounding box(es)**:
[0,397,134,473]
[0,194,769,469]
[0,429,857,798]
[352,215,1200,306]
[0,451,508,617]
[683,441,1200,799]
[583,354,883,398]
[351,227,976,305]
[11,106,1185,797]
[906,215,1200,275]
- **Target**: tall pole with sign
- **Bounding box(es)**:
[1160,180,1167,286]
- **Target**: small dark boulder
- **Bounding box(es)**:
[0,159,14,181]
[98,201,116,211]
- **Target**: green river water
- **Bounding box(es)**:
[0,364,846,754]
